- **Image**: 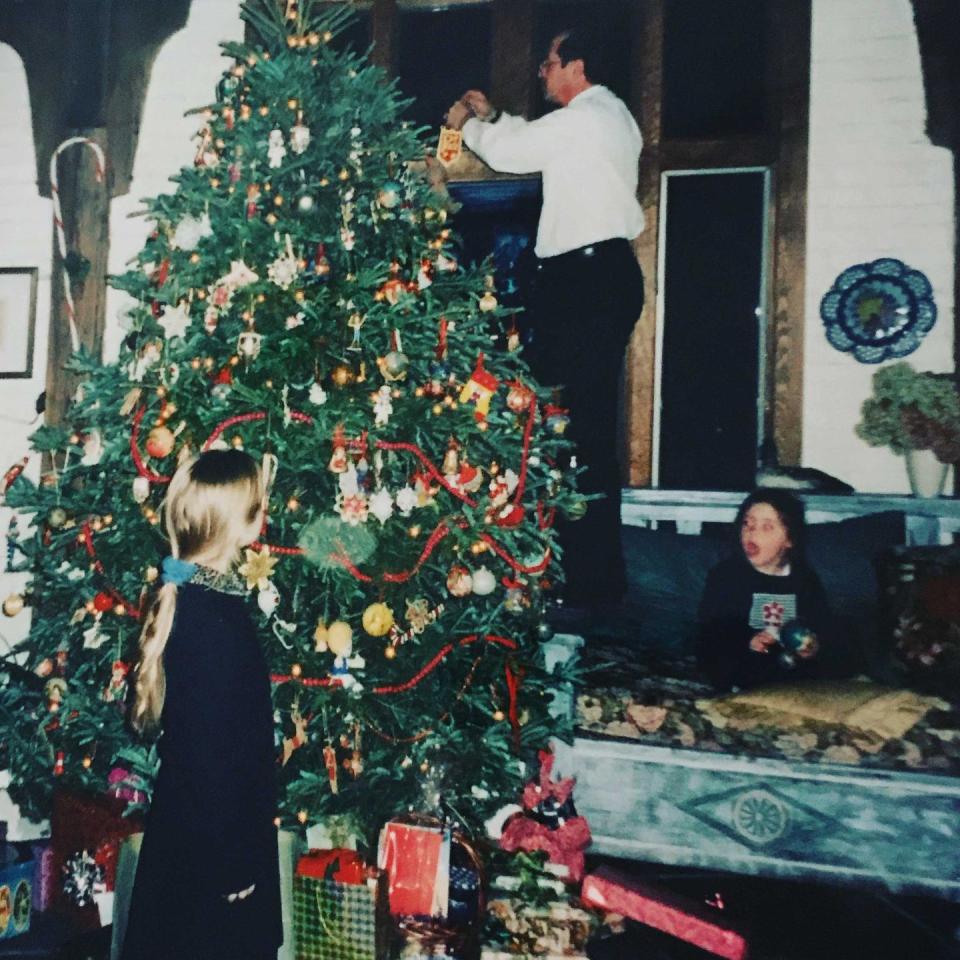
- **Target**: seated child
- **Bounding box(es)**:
[696,488,833,691]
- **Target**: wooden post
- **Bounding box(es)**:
[370,0,397,73]
[45,128,111,430]
[624,0,663,488]
[768,0,810,467]
[491,0,535,117]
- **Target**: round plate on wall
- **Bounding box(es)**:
[819,257,936,363]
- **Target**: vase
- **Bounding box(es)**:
[905,448,948,498]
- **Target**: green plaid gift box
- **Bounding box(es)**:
[293,871,389,960]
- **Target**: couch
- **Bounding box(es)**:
[553,510,960,900]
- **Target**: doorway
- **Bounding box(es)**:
[654,168,770,490]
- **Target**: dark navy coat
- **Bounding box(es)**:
[122,582,282,960]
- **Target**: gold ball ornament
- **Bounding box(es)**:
[3,594,25,617]
[326,620,353,656]
[47,506,68,529]
[331,365,354,387]
[362,602,394,637]
[145,425,175,459]
[384,644,397,660]
[478,291,498,312]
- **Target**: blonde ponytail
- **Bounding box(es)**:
[131,582,178,735]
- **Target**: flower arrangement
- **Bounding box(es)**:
[856,362,960,464]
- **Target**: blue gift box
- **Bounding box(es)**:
[0,845,33,939]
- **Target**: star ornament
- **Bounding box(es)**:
[158,301,192,340]
[238,546,279,590]
[220,259,259,290]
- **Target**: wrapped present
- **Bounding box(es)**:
[30,840,54,912]
[0,844,34,940]
[580,866,748,960]
[485,897,593,957]
[378,821,450,919]
[293,849,389,960]
[50,789,142,929]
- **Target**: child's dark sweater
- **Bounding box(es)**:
[696,554,833,690]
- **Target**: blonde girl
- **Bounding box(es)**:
[121,450,282,960]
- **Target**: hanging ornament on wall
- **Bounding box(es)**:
[820,258,936,363]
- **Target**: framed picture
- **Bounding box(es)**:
[0,267,38,379]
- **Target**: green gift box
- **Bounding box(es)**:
[293,854,389,960]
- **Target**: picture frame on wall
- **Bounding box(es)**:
[0,267,38,379]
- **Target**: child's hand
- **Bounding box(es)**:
[224,883,255,903]
[749,631,778,653]
[796,634,819,659]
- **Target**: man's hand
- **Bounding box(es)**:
[462,90,494,119]
[749,631,778,654]
[224,882,255,904]
[445,99,472,131]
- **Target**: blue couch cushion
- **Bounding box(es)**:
[623,511,905,664]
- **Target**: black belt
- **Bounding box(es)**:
[537,237,630,267]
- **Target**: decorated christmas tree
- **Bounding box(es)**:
[0,0,583,848]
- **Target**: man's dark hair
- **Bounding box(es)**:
[554,26,605,84]
[735,488,808,562]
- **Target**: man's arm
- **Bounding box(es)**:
[446,89,563,176]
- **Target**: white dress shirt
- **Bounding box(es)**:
[462,85,645,258]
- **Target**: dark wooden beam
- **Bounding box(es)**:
[624,0,663,487]
[767,0,810,467]
[910,0,960,493]
[369,0,396,72]
[45,127,111,429]
[659,136,776,171]
[0,0,191,198]
[490,0,535,118]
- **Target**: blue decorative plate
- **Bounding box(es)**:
[819,258,936,363]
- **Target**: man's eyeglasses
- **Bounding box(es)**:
[539,57,562,75]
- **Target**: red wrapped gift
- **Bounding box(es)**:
[581,866,748,960]
[50,789,142,929]
[296,848,372,885]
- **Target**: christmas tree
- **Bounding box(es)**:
[0,0,583,848]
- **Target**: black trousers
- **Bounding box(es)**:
[528,238,644,607]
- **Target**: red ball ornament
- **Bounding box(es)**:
[92,591,115,613]
[446,565,473,598]
[146,425,175,458]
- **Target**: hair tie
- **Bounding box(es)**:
[161,556,197,586]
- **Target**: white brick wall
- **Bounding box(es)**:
[0,0,244,839]
[803,0,955,492]
[105,0,245,361]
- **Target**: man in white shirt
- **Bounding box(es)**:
[446,28,645,613]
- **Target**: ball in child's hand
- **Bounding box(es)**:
[780,620,816,654]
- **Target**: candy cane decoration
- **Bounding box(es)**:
[49,137,107,353]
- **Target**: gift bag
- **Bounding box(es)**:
[377,821,450,918]
[293,849,389,960]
